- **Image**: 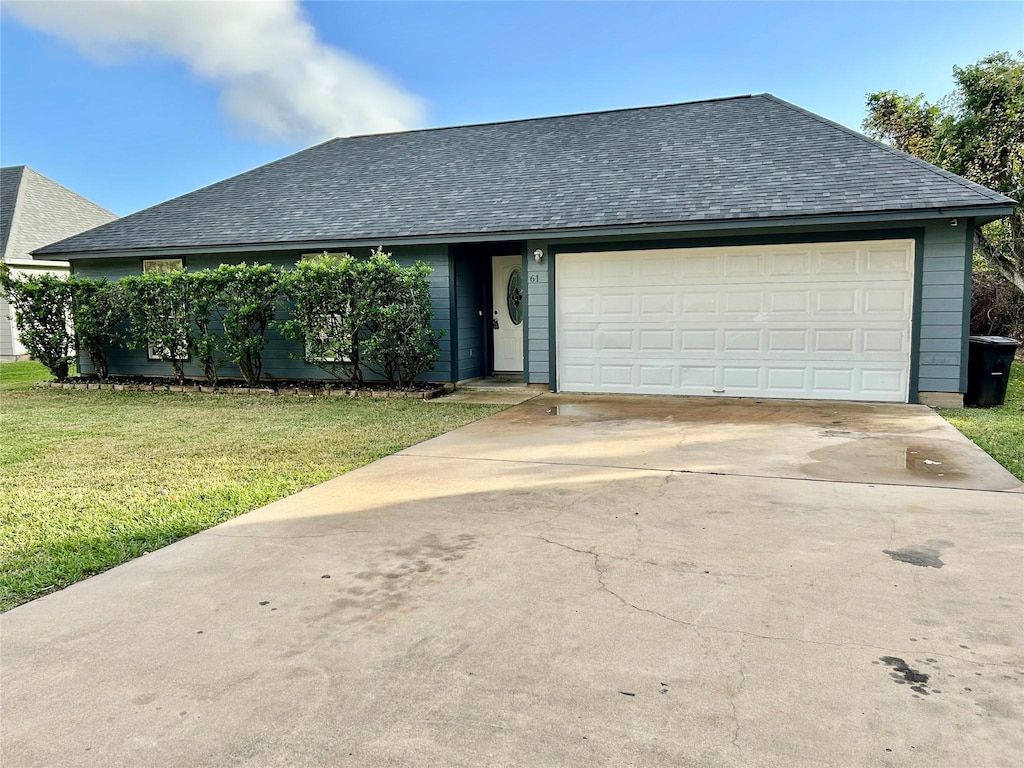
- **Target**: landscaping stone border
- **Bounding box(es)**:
[32,380,454,400]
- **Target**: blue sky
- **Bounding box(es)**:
[2,1,1021,217]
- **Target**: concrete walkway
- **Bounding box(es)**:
[2,395,1022,767]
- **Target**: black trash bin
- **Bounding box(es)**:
[966,336,1020,407]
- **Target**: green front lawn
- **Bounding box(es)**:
[0,361,502,610]
[939,360,1024,481]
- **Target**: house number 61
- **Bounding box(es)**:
[528,274,540,283]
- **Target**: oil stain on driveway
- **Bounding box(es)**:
[2,395,1022,767]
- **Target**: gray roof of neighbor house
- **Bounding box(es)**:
[2,165,117,263]
[35,94,1014,258]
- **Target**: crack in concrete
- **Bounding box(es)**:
[395,451,1022,494]
[730,636,747,751]
[530,534,1021,670]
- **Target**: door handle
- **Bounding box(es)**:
[492,318,500,329]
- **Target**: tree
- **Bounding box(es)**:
[214,263,281,387]
[186,270,228,386]
[863,51,1024,294]
[0,266,75,379]
[276,252,364,383]
[121,269,192,383]
[69,276,127,381]
[359,248,442,389]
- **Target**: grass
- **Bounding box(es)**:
[0,361,502,610]
[939,360,1024,482]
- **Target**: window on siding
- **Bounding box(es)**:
[142,258,184,274]
[300,251,349,263]
[142,258,188,361]
[298,252,352,362]
[305,311,352,363]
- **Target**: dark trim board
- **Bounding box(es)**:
[909,232,926,403]
[520,243,530,384]
[548,226,926,255]
[547,228,928,402]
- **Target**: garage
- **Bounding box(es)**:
[556,239,915,402]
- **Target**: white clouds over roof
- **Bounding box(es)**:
[6,0,425,142]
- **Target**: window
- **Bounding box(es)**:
[142,258,184,274]
[300,251,349,263]
[142,258,188,361]
[305,311,352,363]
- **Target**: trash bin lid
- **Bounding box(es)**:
[969,335,1021,347]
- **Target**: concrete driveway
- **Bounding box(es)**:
[2,394,1022,767]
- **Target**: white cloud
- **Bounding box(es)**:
[6,0,425,141]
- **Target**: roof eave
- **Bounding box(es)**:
[35,203,1018,261]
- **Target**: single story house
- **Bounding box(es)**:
[35,94,1014,405]
[1,165,117,361]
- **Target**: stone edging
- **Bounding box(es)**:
[33,381,454,400]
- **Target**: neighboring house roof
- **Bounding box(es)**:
[1,165,117,264]
[36,94,1014,258]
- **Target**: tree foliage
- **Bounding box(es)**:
[213,263,281,387]
[186,270,228,386]
[121,269,192,383]
[0,266,74,379]
[863,51,1024,294]
[359,249,442,389]
[277,252,363,382]
[68,276,127,381]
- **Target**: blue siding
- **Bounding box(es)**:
[74,218,974,397]
[74,245,454,382]
[454,253,486,380]
[917,221,972,393]
[524,239,550,385]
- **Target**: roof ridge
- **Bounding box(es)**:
[341,94,755,141]
[759,94,1013,205]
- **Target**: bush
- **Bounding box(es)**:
[121,269,192,383]
[360,249,442,389]
[214,263,281,387]
[0,267,75,379]
[972,270,1024,342]
[186,270,228,386]
[68,277,127,381]
[277,252,363,383]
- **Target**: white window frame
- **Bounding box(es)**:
[142,258,184,275]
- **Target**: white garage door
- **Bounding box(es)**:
[556,239,914,402]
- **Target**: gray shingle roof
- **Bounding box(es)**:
[36,94,1014,257]
[0,166,26,258]
[2,166,117,262]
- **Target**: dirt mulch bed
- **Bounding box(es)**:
[34,376,452,400]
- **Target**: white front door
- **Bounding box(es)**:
[492,255,524,372]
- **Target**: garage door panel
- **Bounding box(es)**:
[557,240,914,402]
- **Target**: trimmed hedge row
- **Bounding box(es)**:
[0,249,442,389]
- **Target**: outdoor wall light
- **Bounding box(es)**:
[533,248,545,262]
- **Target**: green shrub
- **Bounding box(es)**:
[277,252,363,383]
[121,269,192,383]
[0,267,75,379]
[68,277,127,381]
[360,249,442,389]
[186,270,228,386]
[214,263,281,387]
